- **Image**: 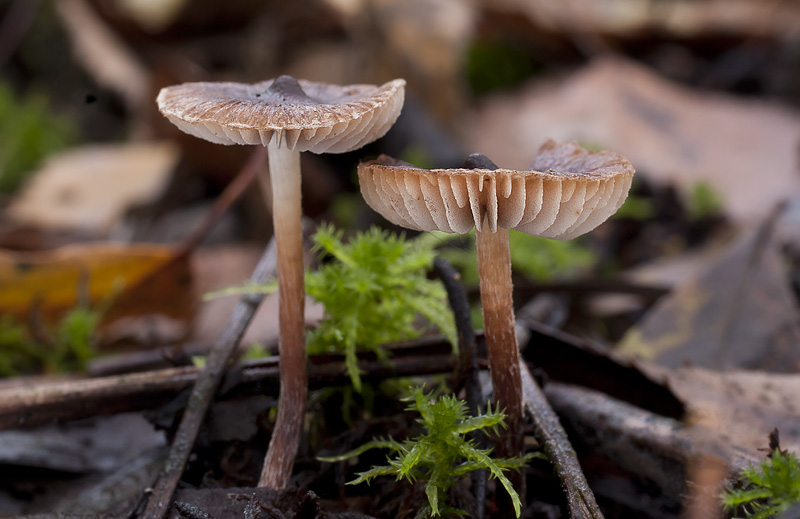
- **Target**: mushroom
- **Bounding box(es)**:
[157,75,405,489]
[357,140,634,485]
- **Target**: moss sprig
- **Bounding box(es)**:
[722,437,800,519]
[306,225,456,391]
[205,224,456,392]
[319,387,539,518]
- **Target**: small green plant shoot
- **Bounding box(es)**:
[721,444,800,519]
[0,305,101,377]
[319,387,537,518]
[206,224,456,392]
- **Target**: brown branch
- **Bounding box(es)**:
[0,338,456,431]
[174,147,264,260]
[433,257,486,519]
[141,240,277,519]
[519,359,604,519]
[542,381,754,500]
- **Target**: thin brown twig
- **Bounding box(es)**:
[173,147,264,260]
[140,240,277,519]
[107,147,261,314]
[432,257,486,519]
[432,258,481,414]
[519,359,605,519]
[0,338,456,431]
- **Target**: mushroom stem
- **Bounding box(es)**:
[257,142,307,489]
[475,225,525,505]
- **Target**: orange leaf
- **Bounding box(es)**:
[0,243,193,325]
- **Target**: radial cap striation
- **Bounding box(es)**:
[358,140,634,240]
[157,76,405,153]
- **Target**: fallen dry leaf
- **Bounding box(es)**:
[617,228,800,372]
[114,0,190,33]
[0,242,193,326]
[8,142,178,235]
[365,0,475,121]
[640,362,800,456]
[466,58,800,223]
[482,0,800,38]
[0,413,164,473]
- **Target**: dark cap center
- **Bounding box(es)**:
[265,75,318,104]
[463,153,499,171]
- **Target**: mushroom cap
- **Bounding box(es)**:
[358,140,634,240]
[156,77,405,153]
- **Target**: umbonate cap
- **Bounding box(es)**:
[157,76,405,154]
[358,140,634,240]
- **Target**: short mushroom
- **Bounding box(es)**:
[357,140,634,495]
[157,75,405,489]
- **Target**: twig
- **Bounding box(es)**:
[174,147,263,260]
[0,338,456,431]
[542,382,755,500]
[432,257,485,519]
[137,146,263,285]
[432,258,481,414]
[519,360,604,519]
[140,240,278,519]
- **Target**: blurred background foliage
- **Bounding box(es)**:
[0,82,78,193]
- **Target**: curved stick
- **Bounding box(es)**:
[142,242,277,519]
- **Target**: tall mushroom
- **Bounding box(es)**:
[357,140,634,503]
[157,75,405,488]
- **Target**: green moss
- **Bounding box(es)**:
[305,225,456,392]
[206,224,457,393]
[722,448,800,518]
[319,386,540,518]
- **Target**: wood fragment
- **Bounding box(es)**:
[0,341,456,431]
[519,360,605,519]
[542,382,756,499]
[432,257,486,519]
[141,240,277,519]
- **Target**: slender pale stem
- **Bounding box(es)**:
[258,143,307,489]
[475,225,524,509]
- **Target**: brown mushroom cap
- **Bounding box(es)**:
[157,76,405,153]
[358,140,634,240]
